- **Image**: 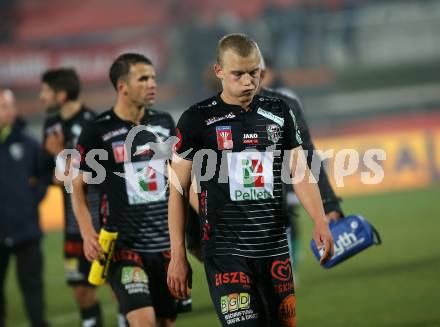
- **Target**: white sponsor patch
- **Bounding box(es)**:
[227,152,274,201]
[124,160,167,204]
[257,108,284,127]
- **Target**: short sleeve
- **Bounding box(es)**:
[76,124,100,173]
[282,100,303,150]
[175,109,200,161]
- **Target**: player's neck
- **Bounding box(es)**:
[60,101,82,120]
[220,91,252,111]
[114,101,145,125]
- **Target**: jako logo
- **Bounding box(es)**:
[242,159,264,188]
[220,293,251,314]
[332,232,365,258]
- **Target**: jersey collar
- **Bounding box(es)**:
[215,92,260,113]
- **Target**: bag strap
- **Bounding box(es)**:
[371,224,382,245]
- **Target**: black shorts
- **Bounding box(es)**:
[108,249,192,317]
[204,254,296,327]
[64,235,94,287]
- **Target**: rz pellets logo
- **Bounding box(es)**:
[242,159,264,188]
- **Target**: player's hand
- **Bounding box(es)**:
[326,210,342,222]
[82,228,103,262]
[313,219,334,264]
[45,131,64,156]
[167,254,192,299]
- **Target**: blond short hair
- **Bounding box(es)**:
[217,33,260,66]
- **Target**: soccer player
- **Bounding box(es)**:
[40,69,103,326]
[72,53,189,327]
[167,33,334,327]
[0,89,49,327]
[185,57,344,266]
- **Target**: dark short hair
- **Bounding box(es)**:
[41,68,81,101]
[109,53,153,90]
[217,33,260,66]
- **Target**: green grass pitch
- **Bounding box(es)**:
[4,185,440,326]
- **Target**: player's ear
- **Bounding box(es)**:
[56,90,68,104]
[117,79,128,96]
[214,63,223,80]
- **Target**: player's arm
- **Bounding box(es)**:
[70,123,102,262]
[72,172,102,262]
[167,154,193,298]
[282,100,333,263]
[290,146,334,264]
[285,95,343,221]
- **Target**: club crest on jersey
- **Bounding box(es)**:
[266,124,281,143]
[112,141,127,163]
[216,126,233,150]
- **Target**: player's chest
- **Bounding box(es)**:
[202,111,284,152]
[100,122,170,166]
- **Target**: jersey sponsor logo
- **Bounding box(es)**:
[146,124,170,138]
[243,133,259,145]
[133,143,153,157]
[205,112,236,126]
[288,110,302,144]
[274,281,294,294]
[278,294,296,327]
[271,258,292,282]
[220,293,251,314]
[216,126,234,150]
[102,127,128,141]
[227,152,274,201]
[257,107,284,127]
[220,293,258,324]
[121,266,150,295]
[124,160,167,204]
[64,258,84,281]
[267,124,281,143]
[121,266,148,284]
[112,141,127,163]
[242,159,265,188]
[215,272,251,288]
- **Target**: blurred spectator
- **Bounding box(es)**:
[39,69,104,327]
[0,89,49,327]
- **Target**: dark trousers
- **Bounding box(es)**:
[0,239,48,327]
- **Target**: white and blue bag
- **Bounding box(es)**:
[311,215,382,269]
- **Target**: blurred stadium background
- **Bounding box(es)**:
[1,0,439,326]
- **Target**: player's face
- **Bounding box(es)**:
[39,83,62,112]
[124,63,157,108]
[215,49,261,106]
[0,92,17,127]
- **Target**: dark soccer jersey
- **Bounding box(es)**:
[43,106,100,236]
[77,108,176,253]
[175,93,302,258]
